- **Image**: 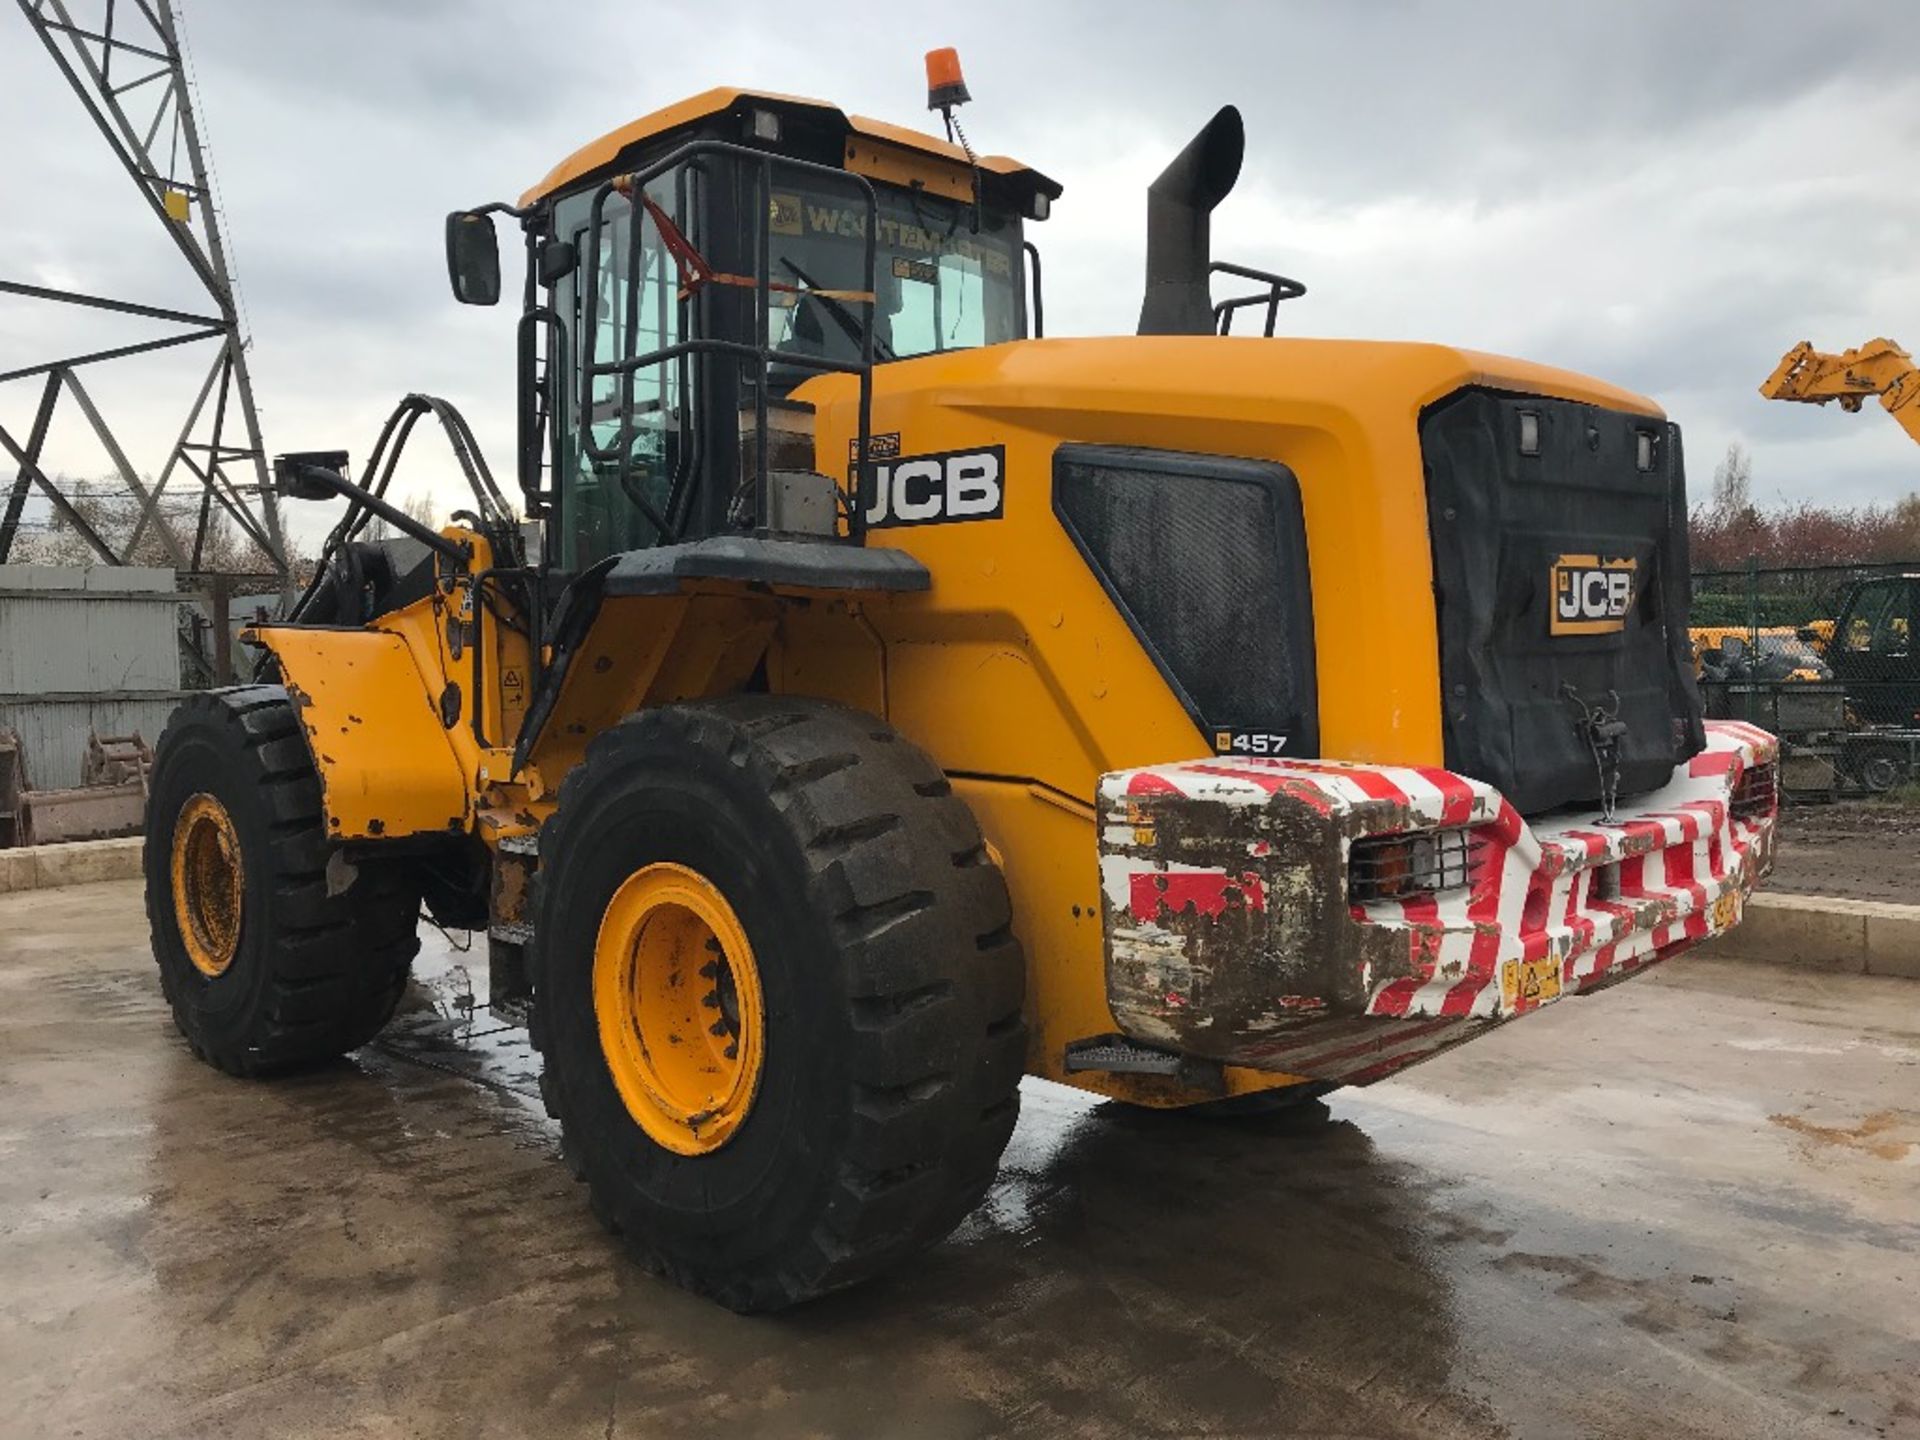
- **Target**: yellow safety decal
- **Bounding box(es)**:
[1500,955,1562,1011]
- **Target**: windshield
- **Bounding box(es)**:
[764,181,1022,364]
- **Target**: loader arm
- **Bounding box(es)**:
[1760,338,1920,447]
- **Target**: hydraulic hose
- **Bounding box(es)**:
[290,393,520,621]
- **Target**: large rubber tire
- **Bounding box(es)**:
[143,686,422,1075]
[530,696,1026,1312]
[1853,743,1909,795]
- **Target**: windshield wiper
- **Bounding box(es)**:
[779,256,895,363]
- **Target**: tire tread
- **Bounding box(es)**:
[143,688,420,1076]
[529,695,1027,1311]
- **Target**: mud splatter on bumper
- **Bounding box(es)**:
[1097,722,1778,1084]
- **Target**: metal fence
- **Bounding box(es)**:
[1690,560,1920,797]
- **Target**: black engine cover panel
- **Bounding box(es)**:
[1422,388,1705,816]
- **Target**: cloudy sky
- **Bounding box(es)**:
[3,0,1916,556]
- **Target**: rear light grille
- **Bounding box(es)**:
[1349,828,1474,904]
[1732,761,1778,821]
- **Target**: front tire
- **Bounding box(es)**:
[143,686,421,1075]
[530,696,1026,1312]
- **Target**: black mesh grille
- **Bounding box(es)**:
[1349,829,1475,903]
[1054,446,1316,750]
[1731,761,1777,821]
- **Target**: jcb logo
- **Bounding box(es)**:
[768,193,803,237]
[1551,554,1638,635]
[863,445,1005,529]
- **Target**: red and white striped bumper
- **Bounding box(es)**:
[1095,721,1777,1085]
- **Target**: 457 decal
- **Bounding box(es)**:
[853,438,1005,529]
[1213,729,1290,757]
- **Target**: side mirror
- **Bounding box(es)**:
[272,448,468,563]
[446,210,501,306]
[272,450,350,501]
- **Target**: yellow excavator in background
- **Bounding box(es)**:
[1761,337,1920,447]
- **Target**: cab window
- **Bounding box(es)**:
[546,159,1023,574]
[763,180,1021,365]
[1843,579,1912,656]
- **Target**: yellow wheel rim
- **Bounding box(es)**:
[592,862,765,1156]
[171,792,244,978]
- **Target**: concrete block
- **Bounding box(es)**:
[0,848,31,893]
[0,563,66,591]
[1864,906,1920,980]
[1713,892,1868,974]
[27,836,144,889]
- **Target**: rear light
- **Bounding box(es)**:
[1518,411,1541,456]
[1731,761,1777,821]
[1349,828,1473,904]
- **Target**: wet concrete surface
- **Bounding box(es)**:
[2,881,1917,1439]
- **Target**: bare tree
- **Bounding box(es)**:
[402,491,439,530]
[1710,441,1753,521]
[364,490,439,542]
[8,473,301,575]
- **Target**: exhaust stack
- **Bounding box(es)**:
[1136,105,1244,336]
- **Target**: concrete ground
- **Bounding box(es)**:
[3,881,1917,1440]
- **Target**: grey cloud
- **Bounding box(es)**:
[3,0,1915,551]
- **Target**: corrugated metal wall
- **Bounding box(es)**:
[0,695,184,790]
[0,565,184,789]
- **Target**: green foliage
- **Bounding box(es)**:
[1689,590,1839,628]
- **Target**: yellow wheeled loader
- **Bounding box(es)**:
[146,54,1777,1311]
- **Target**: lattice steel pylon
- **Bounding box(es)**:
[0,0,288,582]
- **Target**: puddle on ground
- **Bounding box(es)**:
[194,920,1917,1440]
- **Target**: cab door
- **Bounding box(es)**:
[549,174,697,574]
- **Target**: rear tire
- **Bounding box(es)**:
[143,686,422,1075]
[530,696,1026,1312]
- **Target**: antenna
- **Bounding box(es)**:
[1,0,289,608]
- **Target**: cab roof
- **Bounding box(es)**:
[520,85,1061,208]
